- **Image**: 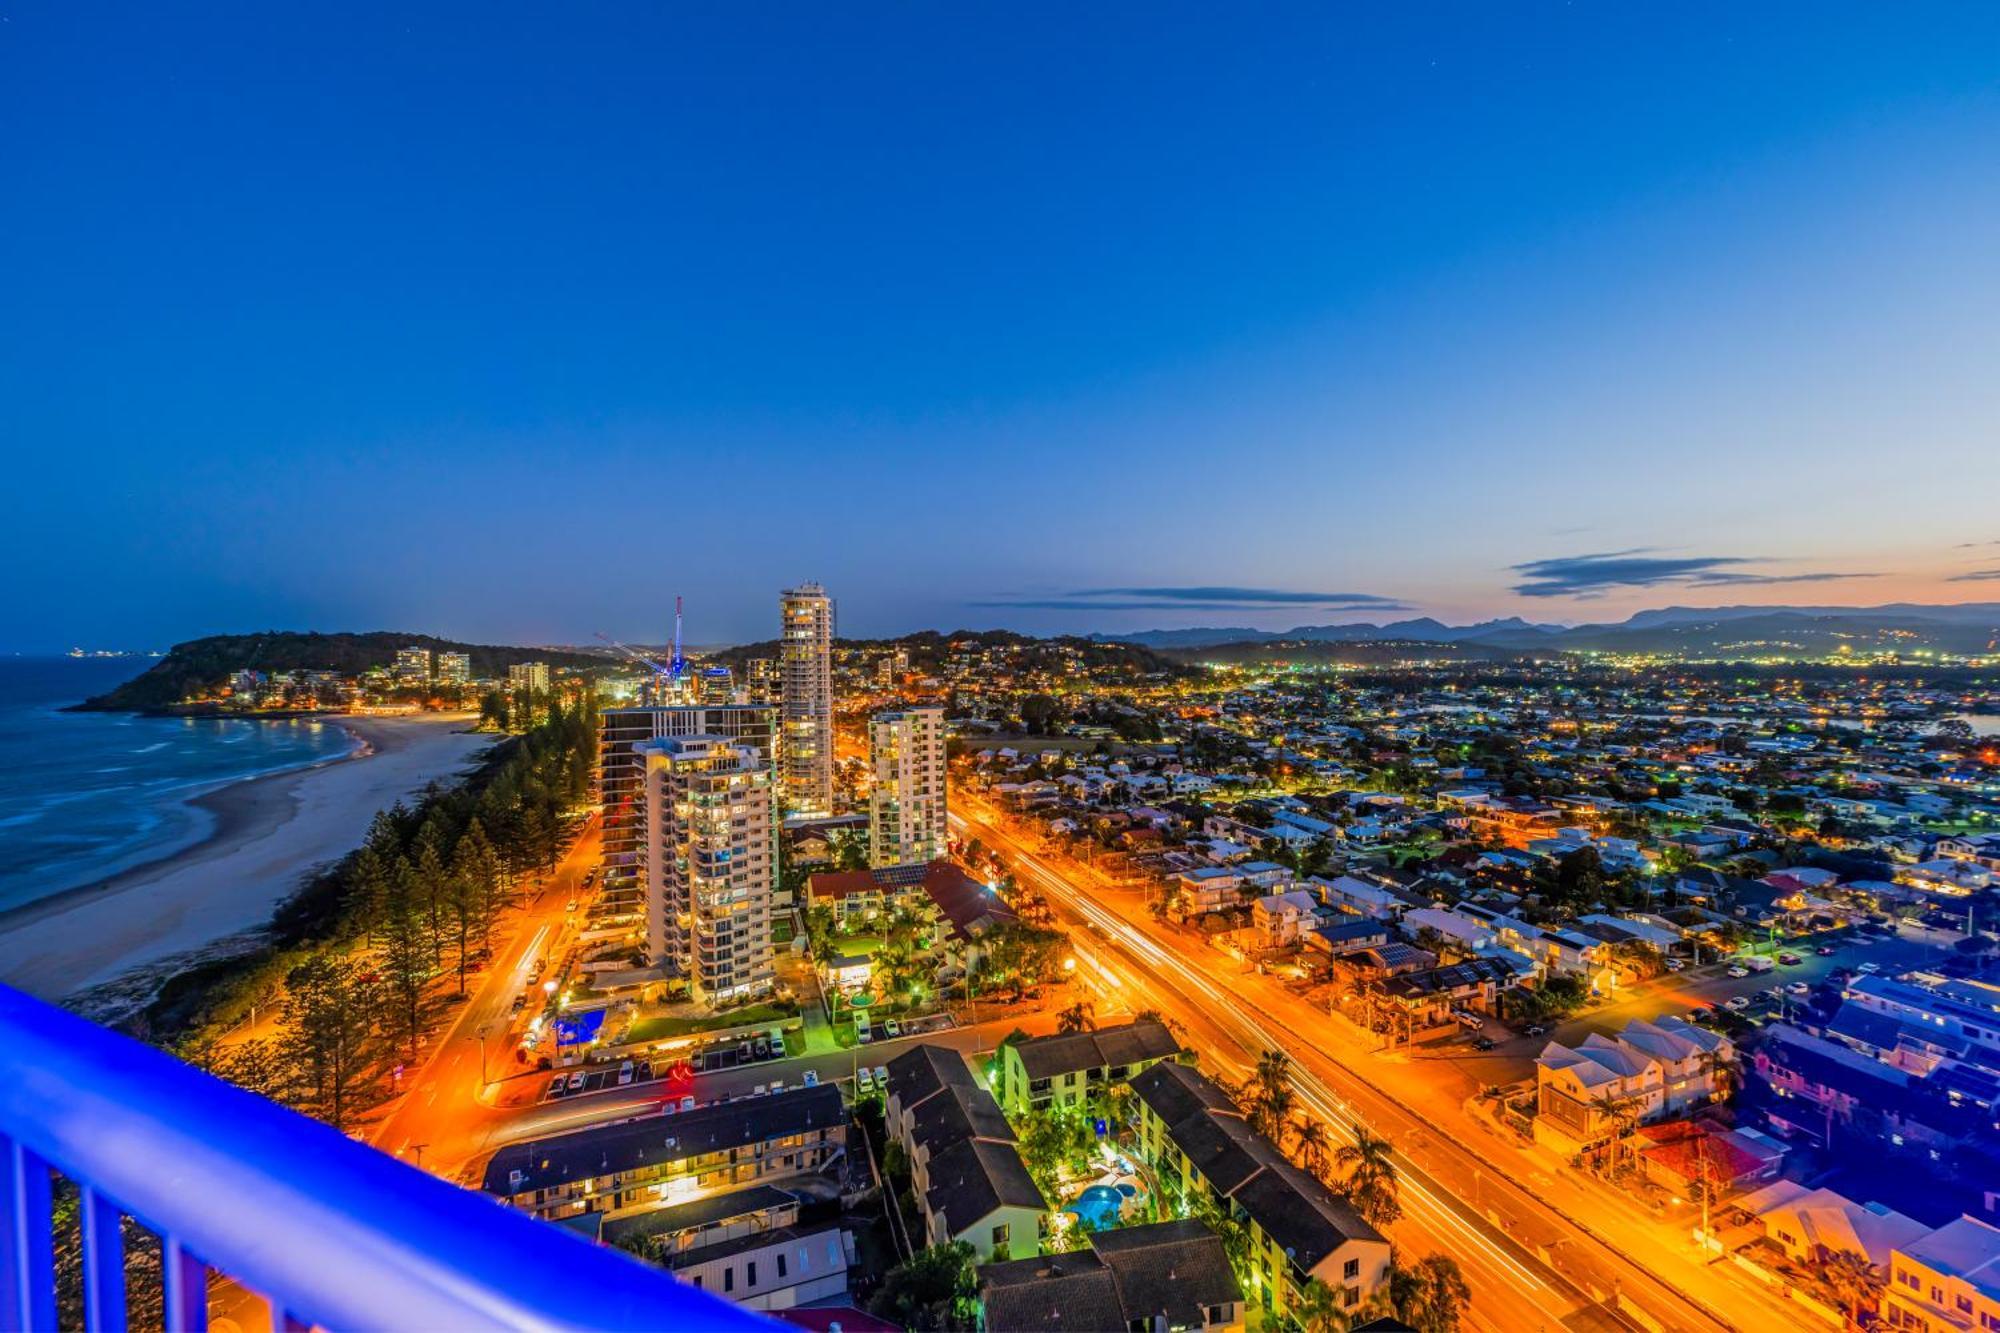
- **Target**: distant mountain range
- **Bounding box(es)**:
[1098,602,2000,658]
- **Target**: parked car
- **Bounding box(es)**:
[1816,946,1837,956]
[566,1071,586,1092]
[1786,981,1810,995]
[617,1060,634,1086]
[884,1018,903,1039]
[1726,965,1749,978]
[803,1069,820,1088]
[752,1037,771,1060]
[1471,1036,1496,1051]
[1522,1024,1547,1038]
[679,1095,697,1111]
[547,1074,566,1097]
[1857,961,1881,974]
[1778,952,1803,966]
[1724,996,1750,1011]
[1665,958,1685,972]
[874,1066,888,1088]
[855,1067,875,1092]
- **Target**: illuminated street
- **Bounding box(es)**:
[953,793,1838,1333]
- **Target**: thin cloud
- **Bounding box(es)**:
[1071,586,1402,606]
[1948,569,2000,582]
[1953,540,2000,549]
[1511,549,1879,599]
[971,598,1413,612]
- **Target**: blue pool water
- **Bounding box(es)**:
[1065,1185,1126,1229]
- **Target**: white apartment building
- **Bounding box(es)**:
[780,583,834,816]
[508,661,550,693]
[868,706,946,868]
[393,646,432,684]
[437,651,471,685]
[636,735,777,1006]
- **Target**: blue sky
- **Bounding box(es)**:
[5,4,1999,649]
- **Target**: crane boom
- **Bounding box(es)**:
[594,632,672,677]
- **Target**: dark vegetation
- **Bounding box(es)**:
[77,630,611,711]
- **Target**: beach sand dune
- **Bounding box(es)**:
[0,714,495,1002]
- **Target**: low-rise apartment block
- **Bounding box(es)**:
[991,1018,1180,1116]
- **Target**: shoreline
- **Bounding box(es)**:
[0,712,494,1005]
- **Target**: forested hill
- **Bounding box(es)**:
[707,628,1191,678]
[77,631,611,711]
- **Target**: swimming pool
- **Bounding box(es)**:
[1064,1184,1126,1230]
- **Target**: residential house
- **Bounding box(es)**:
[1535,1017,1733,1156]
[1883,1215,2000,1333]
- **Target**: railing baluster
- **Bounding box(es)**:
[2,1137,56,1333]
[267,1292,311,1332]
[78,1185,125,1333]
[162,1235,208,1333]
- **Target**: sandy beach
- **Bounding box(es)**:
[0,713,495,1003]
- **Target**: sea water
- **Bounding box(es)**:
[0,658,358,914]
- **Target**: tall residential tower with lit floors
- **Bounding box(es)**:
[635,735,777,1006]
[779,582,835,816]
[868,705,946,868]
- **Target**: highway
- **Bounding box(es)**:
[953,796,1822,1333]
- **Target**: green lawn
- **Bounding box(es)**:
[624,1001,796,1044]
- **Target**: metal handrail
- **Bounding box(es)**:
[0,984,765,1330]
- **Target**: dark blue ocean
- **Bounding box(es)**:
[0,658,358,914]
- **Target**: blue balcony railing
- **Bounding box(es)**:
[0,984,765,1331]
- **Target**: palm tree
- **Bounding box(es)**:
[1293,1116,1332,1181]
[1402,1254,1473,1333]
[1056,999,1096,1034]
[1820,1249,1882,1327]
[1698,1046,1741,1103]
[1588,1092,1639,1173]
[1292,1277,1351,1333]
[1335,1128,1401,1229]
[1244,1050,1294,1140]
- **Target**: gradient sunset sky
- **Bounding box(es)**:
[5,5,1999,649]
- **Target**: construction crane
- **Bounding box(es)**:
[598,597,692,683]
[594,631,673,678]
